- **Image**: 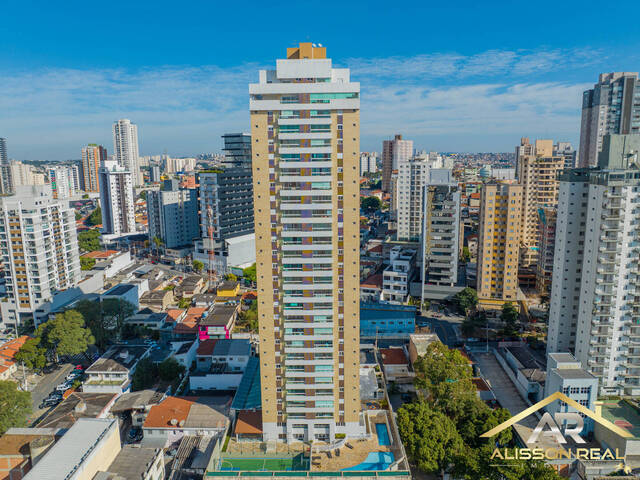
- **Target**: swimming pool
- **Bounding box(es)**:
[342,452,395,471]
[375,423,391,446]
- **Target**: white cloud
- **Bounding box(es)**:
[0,47,598,158]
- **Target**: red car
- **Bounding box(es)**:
[74,365,85,371]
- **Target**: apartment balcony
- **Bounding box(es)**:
[599,245,621,254]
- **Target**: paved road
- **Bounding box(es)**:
[29,364,73,415]
[417,312,463,347]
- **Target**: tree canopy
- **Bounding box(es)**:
[192,260,204,273]
[242,263,256,283]
[453,287,478,314]
[132,357,185,391]
[15,338,47,371]
[0,381,31,434]
[86,206,102,226]
[80,257,96,271]
[78,229,101,252]
[73,298,135,350]
[361,196,382,213]
[36,311,95,360]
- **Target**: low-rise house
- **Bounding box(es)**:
[102,284,140,310]
[0,336,29,381]
[109,389,166,428]
[90,250,135,280]
[94,445,164,480]
[360,274,383,302]
[0,427,63,479]
[472,378,496,403]
[495,345,545,404]
[38,392,117,429]
[196,339,252,373]
[216,281,240,298]
[84,344,151,394]
[124,310,168,330]
[382,247,416,304]
[142,396,230,448]
[24,418,121,480]
[380,347,411,382]
[408,333,440,365]
[233,410,263,442]
[139,289,174,312]
[172,307,207,341]
[175,275,206,298]
[198,305,237,340]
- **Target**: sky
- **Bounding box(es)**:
[2,0,640,160]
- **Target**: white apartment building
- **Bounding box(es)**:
[360,153,377,174]
[396,157,430,241]
[9,161,39,187]
[0,185,80,326]
[548,134,640,395]
[579,72,640,168]
[113,119,142,186]
[382,247,416,304]
[420,169,461,296]
[47,164,80,199]
[98,159,136,237]
[382,134,413,193]
[554,142,578,170]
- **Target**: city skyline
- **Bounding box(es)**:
[2,2,640,159]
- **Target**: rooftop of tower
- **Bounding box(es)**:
[286,42,326,59]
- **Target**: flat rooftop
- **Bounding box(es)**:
[102,445,161,478]
[599,400,640,439]
[553,368,596,380]
[104,284,136,296]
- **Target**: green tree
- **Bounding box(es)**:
[178,297,191,309]
[37,311,95,360]
[413,342,476,415]
[361,196,382,213]
[77,229,101,252]
[131,357,157,391]
[74,298,134,349]
[461,246,471,262]
[87,206,102,226]
[158,358,185,384]
[224,273,238,282]
[80,257,96,270]
[500,302,520,337]
[237,302,258,331]
[139,190,147,200]
[75,211,82,221]
[15,338,47,371]
[242,263,256,283]
[0,381,31,434]
[453,287,478,314]
[397,401,464,475]
[193,260,204,273]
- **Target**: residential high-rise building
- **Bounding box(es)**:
[149,165,161,183]
[382,134,412,193]
[193,168,254,274]
[82,144,107,192]
[0,185,80,326]
[47,164,80,199]
[222,133,252,166]
[396,156,431,242]
[579,72,640,168]
[477,182,523,308]
[360,153,377,174]
[113,119,142,186]
[98,159,136,236]
[554,142,577,170]
[515,137,535,160]
[8,161,36,188]
[420,169,461,299]
[535,206,557,296]
[547,134,640,396]
[516,139,563,267]
[0,137,7,165]
[249,43,363,442]
[147,179,199,249]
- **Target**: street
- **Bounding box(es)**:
[417,308,464,347]
[28,363,74,422]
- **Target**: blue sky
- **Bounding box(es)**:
[2,0,640,160]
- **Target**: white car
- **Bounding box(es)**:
[56,382,72,391]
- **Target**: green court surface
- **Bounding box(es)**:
[219,454,309,471]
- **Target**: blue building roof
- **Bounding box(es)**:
[231,357,261,411]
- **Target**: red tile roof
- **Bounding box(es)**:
[380,348,408,365]
[361,274,383,289]
[143,396,196,428]
[0,336,29,366]
[197,339,218,356]
[80,250,119,259]
[234,410,263,435]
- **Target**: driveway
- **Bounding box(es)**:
[472,352,537,429]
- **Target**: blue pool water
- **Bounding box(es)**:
[342,452,395,471]
[375,423,391,446]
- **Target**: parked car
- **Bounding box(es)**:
[56,382,72,391]
[74,365,85,371]
[127,427,143,443]
[66,372,81,381]
[39,398,61,409]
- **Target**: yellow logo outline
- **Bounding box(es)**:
[480,392,633,439]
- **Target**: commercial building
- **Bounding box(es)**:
[420,169,461,298]
[222,133,252,166]
[477,182,523,308]
[382,134,412,193]
[249,43,363,442]
[82,144,107,192]
[515,138,564,267]
[579,72,640,168]
[360,302,416,338]
[193,167,254,274]
[98,159,136,236]
[113,119,142,186]
[547,134,640,395]
[0,185,80,326]
[147,179,199,249]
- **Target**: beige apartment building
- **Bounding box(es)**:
[249,43,363,443]
[82,144,107,192]
[516,138,564,267]
[477,182,522,309]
